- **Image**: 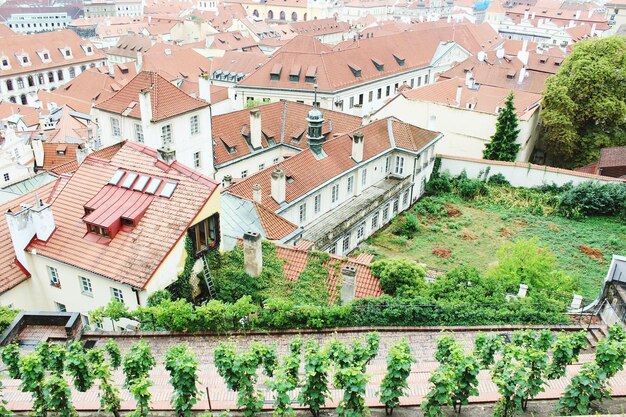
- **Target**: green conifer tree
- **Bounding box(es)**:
[483,92,521,162]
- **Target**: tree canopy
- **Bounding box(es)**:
[483,92,521,161]
[541,36,626,168]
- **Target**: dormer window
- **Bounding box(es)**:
[1,57,9,69]
[60,47,72,59]
[348,63,361,77]
[81,44,94,55]
[17,53,31,66]
[372,58,384,71]
[393,54,405,66]
[270,63,282,81]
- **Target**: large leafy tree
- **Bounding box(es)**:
[541,36,626,168]
[483,92,521,161]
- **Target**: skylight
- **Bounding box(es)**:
[133,175,150,191]
[160,182,177,198]
[145,178,162,194]
[108,170,124,185]
[121,172,138,188]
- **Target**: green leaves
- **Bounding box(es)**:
[123,340,156,388]
[371,258,426,297]
[380,339,415,414]
[483,92,521,162]
[299,340,331,417]
[558,362,611,415]
[65,342,94,392]
[270,337,302,416]
[1,343,21,379]
[165,344,201,417]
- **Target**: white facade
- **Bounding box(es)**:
[0,128,35,188]
[4,12,72,33]
[373,94,541,162]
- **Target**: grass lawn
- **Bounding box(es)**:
[364,194,626,300]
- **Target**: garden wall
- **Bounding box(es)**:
[439,155,626,187]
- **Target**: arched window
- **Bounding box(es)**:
[9,96,15,103]
[57,70,64,81]
[6,79,13,91]
[280,10,285,20]
[27,75,34,87]
[48,72,54,82]
[304,12,307,20]
[16,78,24,89]
[38,73,44,84]
[20,94,27,105]
[80,65,86,71]
[268,10,274,19]
[291,11,297,21]
[253,9,259,17]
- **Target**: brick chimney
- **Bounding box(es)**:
[351,131,364,163]
[223,174,232,188]
[5,195,55,273]
[157,148,176,165]
[252,184,262,204]
[271,168,286,204]
[243,231,262,277]
[249,109,262,149]
[340,265,357,303]
[31,131,45,168]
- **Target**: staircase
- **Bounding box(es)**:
[585,325,609,349]
[201,255,216,300]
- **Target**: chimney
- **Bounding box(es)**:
[340,265,357,303]
[252,184,262,204]
[199,72,211,103]
[518,66,527,84]
[270,168,286,204]
[517,283,528,298]
[31,132,45,168]
[455,82,463,106]
[223,174,232,188]
[523,10,529,19]
[5,196,56,273]
[496,48,505,59]
[531,11,535,19]
[107,61,115,77]
[249,109,262,149]
[243,231,262,277]
[465,70,474,88]
[588,9,593,19]
[517,49,529,66]
[351,131,364,163]
[477,51,487,62]
[76,143,90,165]
[575,9,581,19]
[139,88,153,125]
[157,147,176,164]
[135,51,143,73]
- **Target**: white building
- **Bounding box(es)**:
[0,30,106,106]
[223,110,442,254]
[0,141,221,319]
[234,24,500,117]
[373,76,542,162]
[0,127,35,188]
[83,0,143,18]
[1,5,82,34]
[93,71,214,177]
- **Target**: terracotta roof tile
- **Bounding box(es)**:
[275,243,382,301]
[0,30,104,77]
[212,100,362,166]
[48,142,124,175]
[42,143,78,170]
[94,71,208,122]
[254,202,298,240]
[28,142,219,288]
[599,146,626,169]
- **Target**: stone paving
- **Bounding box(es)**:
[4,328,626,412]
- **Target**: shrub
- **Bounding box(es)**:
[371,258,426,297]
[559,182,626,218]
[426,173,453,195]
[146,290,172,307]
[487,173,510,186]
[390,214,420,238]
[454,173,488,200]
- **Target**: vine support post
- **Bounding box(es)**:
[206,386,212,411]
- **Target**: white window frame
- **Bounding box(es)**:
[314,194,321,214]
[190,114,199,135]
[362,168,367,186]
[347,176,354,193]
[299,203,307,223]
[3,173,9,182]
[395,156,405,175]
[111,287,124,303]
[111,118,121,137]
[357,223,365,240]
[79,276,93,296]
[342,235,350,253]
[134,123,144,143]
[371,211,379,229]
[258,163,265,171]
[193,151,201,169]
[161,124,172,148]
[331,183,339,204]
[48,266,60,287]
[241,170,248,178]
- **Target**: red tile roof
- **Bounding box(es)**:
[94,71,208,122]
[599,146,626,169]
[228,118,440,211]
[212,100,362,166]
[48,143,124,175]
[28,141,220,288]
[254,202,298,240]
[0,30,104,77]
[290,18,351,36]
[0,181,56,294]
[42,143,78,170]
[0,102,40,127]
[275,243,382,301]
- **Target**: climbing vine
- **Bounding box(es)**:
[18,352,47,417]
[65,342,94,392]
[123,340,156,417]
[379,339,415,415]
[546,331,587,379]
[104,339,122,369]
[298,340,331,417]
[165,344,201,417]
[270,337,302,416]
[289,251,334,306]
[473,333,504,368]
[88,348,121,417]
[44,374,78,417]
[1,343,21,379]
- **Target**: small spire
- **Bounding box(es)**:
[313,84,318,107]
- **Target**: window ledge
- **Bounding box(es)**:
[82,291,93,298]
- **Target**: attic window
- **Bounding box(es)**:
[286,176,295,183]
[348,63,361,77]
[372,58,384,71]
[539,57,547,63]
[305,65,317,83]
[56,144,67,155]
[506,70,516,79]
[289,64,301,82]
[1,57,8,68]
[393,54,405,66]
[270,63,282,81]
[159,182,177,198]
[554,60,562,66]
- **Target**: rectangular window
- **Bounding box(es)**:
[425,74,429,84]
[362,168,367,186]
[331,183,339,203]
[55,302,66,312]
[48,266,60,287]
[347,176,354,193]
[258,163,265,171]
[134,123,143,143]
[111,118,120,137]
[403,192,409,207]
[393,198,399,213]
[418,76,422,87]
[111,287,124,303]
[3,173,9,182]
[377,88,382,99]
[357,223,365,240]
[329,242,337,255]
[188,213,220,253]
[299,203,307,223]
[385,156,390,172]
[190,114,199,135]
[273,157,279,164]
[314,194,321,213]
[395,156,405,175]
[342,235,350,253]
[383,205,389,221]
[410,78,414,88]
[386,85,390,96]
[349,96,354,109]
[241,170,248,178]
[80,276,93,295]
[161,124,172,148]
[371,212,379,229]
[368,91,373,102]
[193,151,201,168]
